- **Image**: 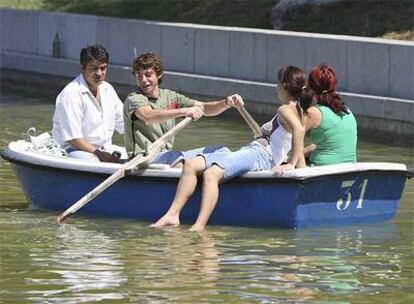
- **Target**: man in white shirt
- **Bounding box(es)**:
[52,44,125,163]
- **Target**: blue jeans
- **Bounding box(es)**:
[153,145,229,166]
[200,143,273,180]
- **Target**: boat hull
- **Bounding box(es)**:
[8,158,409,229]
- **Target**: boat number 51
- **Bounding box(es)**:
[336,179,368,210]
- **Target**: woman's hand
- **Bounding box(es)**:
[272,163,295,176]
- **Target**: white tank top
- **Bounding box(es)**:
[254,115,292,166]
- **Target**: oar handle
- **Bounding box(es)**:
[56,117,193,223]
[237,107,261,138]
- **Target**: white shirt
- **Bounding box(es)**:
[52,74,124,150]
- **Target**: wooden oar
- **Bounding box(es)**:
[237,106,261,138]
[56,117,193,223]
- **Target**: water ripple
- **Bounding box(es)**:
[1,94,413,303]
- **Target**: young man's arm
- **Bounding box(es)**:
[134,93,244,123]
[135,105,203,124]
[201,94,244,116]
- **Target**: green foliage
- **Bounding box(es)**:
[282,0,414,39]
[39,0,277,29]
[0,0,45,9]
[0,0,412,40]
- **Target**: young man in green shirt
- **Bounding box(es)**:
[124,53,244,165]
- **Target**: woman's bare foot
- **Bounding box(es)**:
[149,214,180,228]
[189,224,205,231]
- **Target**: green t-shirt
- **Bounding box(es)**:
[309,105,357,166]
[123,88,196,157]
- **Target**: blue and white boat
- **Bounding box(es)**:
[1,140,412,229]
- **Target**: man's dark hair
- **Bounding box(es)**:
[80,44,109,67]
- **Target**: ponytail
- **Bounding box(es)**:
[295,86,314,121]
[278,66,314,120]
[319,90,348,114]
[298,86,313,113]
[308,64,348,115]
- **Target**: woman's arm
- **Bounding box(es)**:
[296,151,307,168]
[282,106,305,167]
[305,106,322,130]
[272,105,305,175]
[304,143,316,157]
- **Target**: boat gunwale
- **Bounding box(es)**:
[1,147,411,183]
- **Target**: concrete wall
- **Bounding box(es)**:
[1,8,413,99]
[0,8,413,142]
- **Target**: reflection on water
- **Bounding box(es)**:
[0,211,412,303]
[0,90,413,303]
[0,217,126,303]
[37,224,125,303]
[123,229,221,302]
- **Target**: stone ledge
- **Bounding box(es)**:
[1,51,413,126]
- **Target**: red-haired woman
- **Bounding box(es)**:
[305,64,357,166]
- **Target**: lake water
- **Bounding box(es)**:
[0,90,413,303]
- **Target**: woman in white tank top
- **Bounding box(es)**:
[151,66,314,231]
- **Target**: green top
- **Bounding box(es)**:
[309,105,357,166]
[123,88,196,157]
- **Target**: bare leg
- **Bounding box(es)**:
[172,161,184,168]
[189,165,224,231]
[150,156,206,228]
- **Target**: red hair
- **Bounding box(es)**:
[308,64,348,114]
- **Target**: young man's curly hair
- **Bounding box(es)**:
[132,53,164,83]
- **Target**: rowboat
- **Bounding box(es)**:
[1,140,412,229]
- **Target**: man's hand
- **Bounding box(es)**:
[272,163,295,176]
[226,94,244,109]
[183,106,204,121]
[93,149,121,163]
